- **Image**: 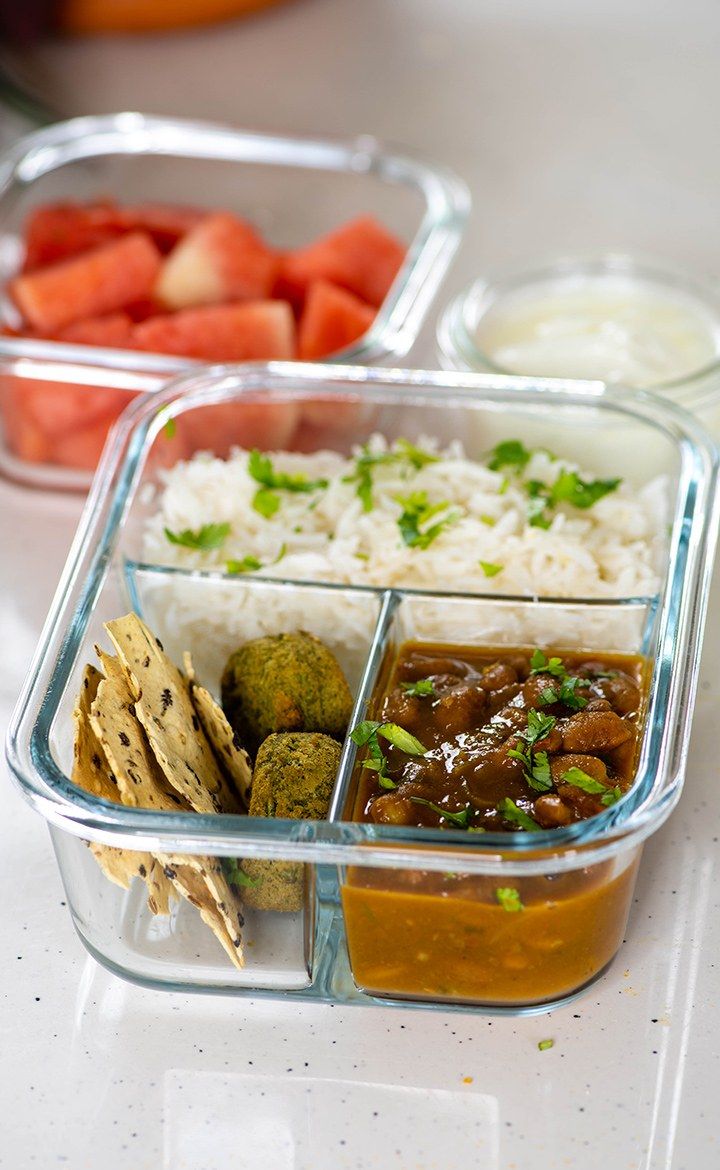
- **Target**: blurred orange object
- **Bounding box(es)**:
[61,0,289,34]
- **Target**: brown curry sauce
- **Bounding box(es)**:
[342,642,648,1006]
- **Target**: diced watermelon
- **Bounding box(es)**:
[22,200,206,271]
[10,232,163,334]
[132,301,295,361]
[113,203,207,253]
[56,312,134,348]
[280,215,406,308]
[178,400,301,461]
[22,202,123,271]
[156,213,279,310]
[6,378,133,441]
[52,412,131,470]
[298,279,375,359]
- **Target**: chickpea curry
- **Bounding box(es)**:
[342,641,648,1006]
[351,643,646,833]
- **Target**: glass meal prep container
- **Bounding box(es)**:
[0,112,469,491]
[437,255,720,439]
[6,363,719,1013]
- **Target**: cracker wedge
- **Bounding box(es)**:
[184,652,253,808]
[73,664,169,907]
[157,852,245,968]
[89,664,186,812]
[105,615,242,815]
[72,664,120,803]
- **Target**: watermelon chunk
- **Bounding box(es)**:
[156,213,279,309]
[280,215,406,308]
[179,400,301,461]
[113,203,207,253]
[22,200,206,270]
[132,301,295,361]
[298,280,375,359]
[22,202,123,271]
[56,312,134,348]
[10,232,163,334]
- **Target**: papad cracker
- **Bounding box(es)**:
[72,664,119,803]
[73,664,163,906]
[105,615,241,815]
[184,652,253,808]
[89,665,185,812]
[157,852,245,968]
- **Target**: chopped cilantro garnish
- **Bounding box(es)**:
[409,797,474,829]
[248,449,328,517]
[378,774,398,790]
[561,767,621,805]
[497,797,541,831]
[507,708,556,791]
[538,1039,554,1051]
[225,544,286,576]
[350,720,382,747]
[395,438,440,469]
[488,439,531,472]
[400,678,436,697]
[377,723,427,755]
[550,469,621,509]
[495,886,523,912]
[226,555,262,574]
[164,522,231,551]
[530,649,566,677]
[479,560,504,578]
[496,797,542,832]
[395,490,460,550]
[480,513,496,527]
[252,488,281,519]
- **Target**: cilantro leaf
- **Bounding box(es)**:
[479,560,504,578]
[601,786,623,806]
[557,676,589,711]
[400,678,436,697]
[409,797,474,829]
[252,488,280,518]
[395,438,440,469]
[350,720,383,748]
[496,797,541,832]
[560,767,610,796]
[395,490,460,550]
[495,886,524,912]
[530,649,566,678]
[226,556,262,574]
[164,522,231,551]
[488,439,531,472]
[550,469,621,510]
[377,723,427,755]
[226,544,285,576]
[248,449,328,516]
[530,750,551,792]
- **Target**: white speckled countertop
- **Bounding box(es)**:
[2,2,720,1166]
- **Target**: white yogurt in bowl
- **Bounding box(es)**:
[438,257,720,432]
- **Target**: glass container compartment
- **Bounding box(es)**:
[438,255,720,438]
[6,363,718,1010]
[0,112,469,490]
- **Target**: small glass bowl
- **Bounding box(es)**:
[6,363,719,1010]
[438,255,720,436]
[0,112,470,491]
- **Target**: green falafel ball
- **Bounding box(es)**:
[239,731,341,911]
[220,631,353,756]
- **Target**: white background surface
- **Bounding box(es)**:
[1,2,720,1167]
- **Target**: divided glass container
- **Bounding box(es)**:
[0,112,469,490]
[7,363,719,1012]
